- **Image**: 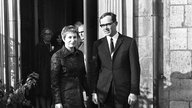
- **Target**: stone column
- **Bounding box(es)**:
[0,0,6,84]
[84,0,98,87]
[4,0,20,90]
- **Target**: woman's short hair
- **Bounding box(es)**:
[61,25,78,39]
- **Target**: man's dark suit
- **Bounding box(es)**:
[90,33,140,105]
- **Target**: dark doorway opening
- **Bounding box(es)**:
[20,0,83,81]
[38,0,83,32]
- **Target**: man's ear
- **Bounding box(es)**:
[115,21,118,26]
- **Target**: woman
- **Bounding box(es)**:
[34,28,54,108]
[51,25,88,108]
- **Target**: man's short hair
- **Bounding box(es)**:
[99,12,117,23]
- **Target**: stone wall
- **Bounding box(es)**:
[134,0,153,107]
[134,0,192,107]
[163,0,192,108]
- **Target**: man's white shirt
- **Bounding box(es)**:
[106,32,119,58]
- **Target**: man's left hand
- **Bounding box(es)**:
[128,93,138,105]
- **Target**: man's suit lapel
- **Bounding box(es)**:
[100,37,111,60]
[99,35,124,60]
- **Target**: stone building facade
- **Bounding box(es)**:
[0,0,192,108]
[161,0,192,108]
[133,0,192,108]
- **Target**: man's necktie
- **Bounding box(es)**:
[110,37,114,54]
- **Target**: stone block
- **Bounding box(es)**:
[189,0,192,4]
[170,79,192,101]
[139,77,153,108]
[188,28,192,49]
[170,51,191,73]
[140,77,153,98]
[140,59,153,77]
[170,28,187,50]
[170,0,187,4]
[185,5,192,27]
[134,0,152,16]
[134,17,152,37]
[170,101,189,108]
[170,6,184,27]
[159,99,169,108]
[138,37,153,58]
[170,71,192,79]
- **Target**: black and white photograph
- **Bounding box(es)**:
[0,0,191,108]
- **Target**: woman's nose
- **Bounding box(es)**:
[71,38,77,42]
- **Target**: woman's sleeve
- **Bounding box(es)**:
[51,53,61,104]
[82,66,89,94]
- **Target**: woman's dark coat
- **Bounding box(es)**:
[51,46,88,108]
[34,42,54,97]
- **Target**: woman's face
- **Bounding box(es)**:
[63,32,77,50]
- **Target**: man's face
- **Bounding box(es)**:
[56,35,63,44]
[43,29,52,43]
[100,15,117,37]
[78,25,84,41]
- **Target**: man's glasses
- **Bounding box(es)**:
[78,31,84,34]
[44,32,53,36]
[100,22,114,28]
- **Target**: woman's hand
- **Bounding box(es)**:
[55,103,63,108]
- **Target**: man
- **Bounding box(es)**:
[34,28,54,108]
[78,24,85,53]
[76,24,99,108]
[90,12,140,108]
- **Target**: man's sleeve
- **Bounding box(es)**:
[129,39,140,95]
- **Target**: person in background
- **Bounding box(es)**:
[77,24,85,53]
[74,21,83,49]
[90,12,141,108]
[51,25,88,108]
[74,21,83,28]
[34,28,54,108]
[75,22,97,108]
[54,34,64,52]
